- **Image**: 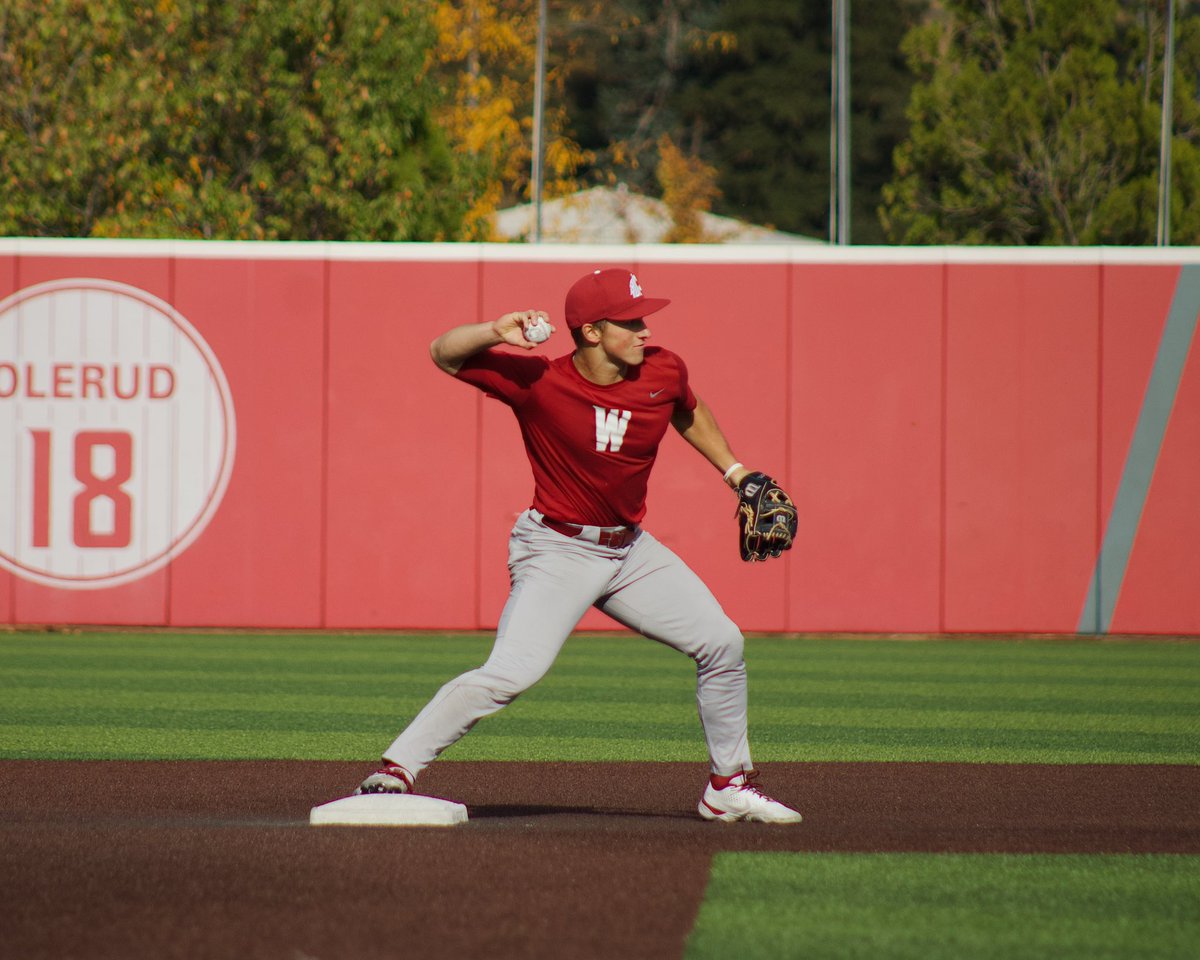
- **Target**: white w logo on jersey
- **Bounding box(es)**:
[593,406,632,452]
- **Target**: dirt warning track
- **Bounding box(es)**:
[3,760,1198,960]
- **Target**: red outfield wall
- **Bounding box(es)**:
[1,241,1197,635]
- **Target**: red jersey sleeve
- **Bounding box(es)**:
[455,350,551,406]
[672,351,698,414]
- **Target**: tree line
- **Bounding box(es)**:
[1,0,1197,244]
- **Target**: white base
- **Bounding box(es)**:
[309,793,468,827]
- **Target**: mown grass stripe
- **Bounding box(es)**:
[2,632,1197,763]
[4,668,1197,693]
[6,632,1196,660]
[6,656,1197,687]
[6,710,1196,753]
[4,708,1196,751]
[4,686,1195,734]
[686,853,1199,960]
[8,674,1195,719]
[5,694,1195,745]
[0,724,707,761]
[1,725,1192,764]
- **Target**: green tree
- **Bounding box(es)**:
[0,0,479,240]
[555,0,733,190]
[674,0,835,238]
[882,0,1200,245]
[658,0,923,242]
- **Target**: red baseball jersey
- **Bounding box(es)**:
[456,347,697,526]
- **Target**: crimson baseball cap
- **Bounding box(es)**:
[564,268,671,329]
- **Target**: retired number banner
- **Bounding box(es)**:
[0,278,236,590]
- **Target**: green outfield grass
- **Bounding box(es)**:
[0,630,1197,763]
[3,629,1197,960]
[685,853,1200,960]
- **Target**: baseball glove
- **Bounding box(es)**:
[736,472,798,562]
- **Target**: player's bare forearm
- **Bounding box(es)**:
[430,310,552,374]
[672,396,751,489]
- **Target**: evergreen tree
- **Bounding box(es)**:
[882,0,1200,244]
[554,1,732,187]
[676,0,924,242]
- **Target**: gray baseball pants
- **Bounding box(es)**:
[383,509,752,777]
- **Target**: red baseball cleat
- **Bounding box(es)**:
[352,763,414,796]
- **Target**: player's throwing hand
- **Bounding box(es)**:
[493,310,554,350]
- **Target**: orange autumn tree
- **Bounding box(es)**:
[656,133,720,242]
[432,0,591,239]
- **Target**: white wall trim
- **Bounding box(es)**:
[3,236,1200,266]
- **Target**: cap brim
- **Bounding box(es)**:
[606,297,671,321]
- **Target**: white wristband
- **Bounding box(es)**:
[722,462,744,483]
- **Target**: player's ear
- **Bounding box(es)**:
[582,320,606,344]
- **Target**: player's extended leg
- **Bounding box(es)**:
[376,512,613,781]
[594,530,802,823]
[594,530,751,776]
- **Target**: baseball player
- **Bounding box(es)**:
[355,268,801,823]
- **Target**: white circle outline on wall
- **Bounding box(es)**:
[0,277,237,590]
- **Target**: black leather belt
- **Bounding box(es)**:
[541,516,639,548]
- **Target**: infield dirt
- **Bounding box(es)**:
[4,760,1198,959]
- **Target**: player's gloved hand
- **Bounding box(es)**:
[736,472,798,562]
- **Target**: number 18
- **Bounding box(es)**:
[30,429,134,549]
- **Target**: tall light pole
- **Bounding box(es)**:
[530,0,548,243]
[830,0,851,245]
[1157,0,1176,246]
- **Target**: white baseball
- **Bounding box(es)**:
[524,318,552,343]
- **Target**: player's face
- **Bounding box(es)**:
[599,318,651,366]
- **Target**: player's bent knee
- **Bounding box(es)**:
[718,624,745,665]
[696,619,744,670]
[475,665,547,702]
